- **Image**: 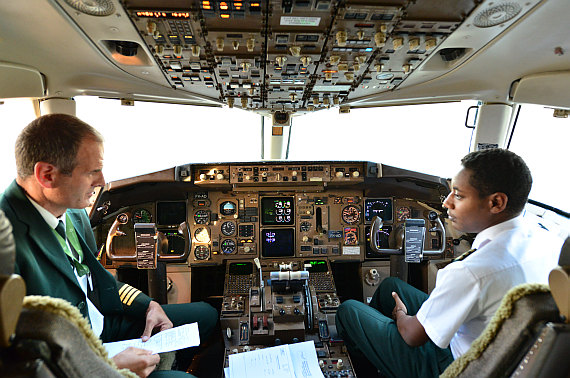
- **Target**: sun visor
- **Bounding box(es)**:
[0,62,45,99]
[511,71,570,110]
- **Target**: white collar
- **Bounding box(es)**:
[472,215,523,250]
[26,195,65,230]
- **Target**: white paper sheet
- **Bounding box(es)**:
[104,322,200,358]
[288,341,325,378]
[228,341,324,378]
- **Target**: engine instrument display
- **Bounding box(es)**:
[341,205,361,224]
[221,221,236,236]
[194,210,210,224]
[221,239,236,254]
[133,208,152,224]
[220,201,237,216]
[364,198,393,222]
[261,197,294,225]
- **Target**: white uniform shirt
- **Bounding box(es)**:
[416,215,562,359]
[27,197,105,337]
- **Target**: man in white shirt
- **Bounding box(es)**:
[335,148,562,378]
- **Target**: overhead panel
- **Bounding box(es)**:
[124,0,478,113]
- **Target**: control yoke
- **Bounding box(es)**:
[370,213,446,258]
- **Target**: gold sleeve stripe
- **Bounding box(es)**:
[119,285,136,302]
[118,284,131,297]
[126,290,141,306]
[123,287,141,305]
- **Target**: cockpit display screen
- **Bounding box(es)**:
[261,228,295,258]
[364,198,393,222]
[157,201,187,225]
[304,260,328,273]
[261,197,294,225]
[228,262,253,275]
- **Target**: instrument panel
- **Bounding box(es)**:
[98,161,449,266]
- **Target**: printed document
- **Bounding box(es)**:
[227,340,324,378]
[104,323,200,358]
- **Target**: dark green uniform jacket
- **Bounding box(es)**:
[0,180,152,322]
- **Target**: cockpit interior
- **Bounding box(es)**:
[1,0,570,377]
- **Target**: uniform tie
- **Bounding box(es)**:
[56,220,80,260]
[53,216,89,276]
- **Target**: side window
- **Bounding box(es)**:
[0,99,36,191]
[509,105,570,213]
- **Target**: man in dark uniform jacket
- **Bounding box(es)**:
[0,114,217,377]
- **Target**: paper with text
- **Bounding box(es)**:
[227,341,324,378]
[104,323,200,358]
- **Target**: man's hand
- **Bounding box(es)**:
[112,347,160,378]
[391,291,408,320]
[142,301,173,341]
[391,291,429,347]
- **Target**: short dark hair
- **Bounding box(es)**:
[461,148,532,216]
[15,114,103,179]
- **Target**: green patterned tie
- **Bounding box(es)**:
[53,215,90,277]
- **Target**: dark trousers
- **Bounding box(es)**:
[336,277,453,378]
[101,302,218,377]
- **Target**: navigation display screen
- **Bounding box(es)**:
[363,198,393,222]
[157,201,187,225]
[261,197,294,225]
[261,228,295,257]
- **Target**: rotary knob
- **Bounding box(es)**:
[302,236,309,242]
[199,173,207,180]
[352,171,360,177]
[216,173,225,180]
[336,171,344,178]
[244,246,251,253]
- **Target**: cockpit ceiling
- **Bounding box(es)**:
[117,0,479,113]
[2,0,556,113]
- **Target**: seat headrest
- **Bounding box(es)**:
[0,209,15,277]
[558,237,570,267]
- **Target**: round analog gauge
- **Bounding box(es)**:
[344,229,358,245]
[396,206,411,222]
[341,205,361,224]
[221,239,236,254]
[194,210,209,224]
[220,201,237,216]
[194,227,210,243]
[300,221,311,232]
[194,245,210,260]
[221,221,236,236]
[133,208,152,224]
